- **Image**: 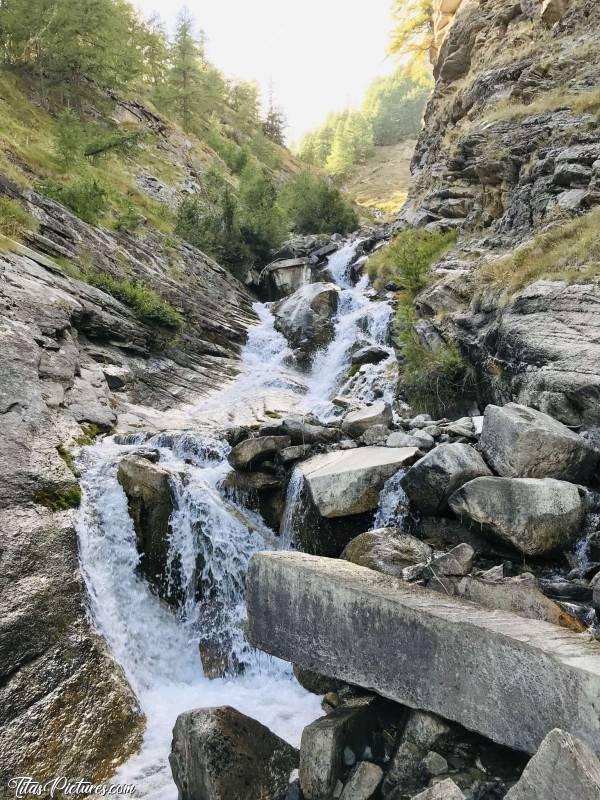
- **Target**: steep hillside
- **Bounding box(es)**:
[391,0,600,431]
[343,139,417,216]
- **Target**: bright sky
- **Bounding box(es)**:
[134,0,397,142]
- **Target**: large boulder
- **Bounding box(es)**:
[343,528,432,577]
[246,552,600,756]
[169,706,298,800]
[342,402,393,438]
[117,454,177,602]
[479,403,598,484]
[273,282,340,368]
[448,477,584,556]
[228,435,291,471]
[401,444,492,515]
[505,728,600,799]
[299,447,419,519]
[412,780,465,799]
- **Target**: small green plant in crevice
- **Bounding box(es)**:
[367,228,457,294]
[346,363,361,380]
[0,196,39,238]
[395,305,475,417]
[57,445,78,476]
[37,177,109,224]
[88,272,183,329]
[34,485,82,511]
[74,423,103,446]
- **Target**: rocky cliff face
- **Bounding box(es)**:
[401,0,600,430]
[0,177,256,781]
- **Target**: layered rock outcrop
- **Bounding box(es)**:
[0,180,257,779]
[400,0,600,428]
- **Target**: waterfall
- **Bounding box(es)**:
[374,469,415,531]
[75,238,401,797]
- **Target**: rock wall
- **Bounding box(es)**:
[399,0,600,429]
[0,180,256,780]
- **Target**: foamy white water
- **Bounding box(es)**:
[75,240,400,797]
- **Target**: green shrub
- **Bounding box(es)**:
[280,171,358,235]
[113,199,144,232]
[396,305,474,417]
[54,109,87,169]
[88,272,183,329]
[0,196,38,238]
[37,177,109,224]
[367,228,457,294]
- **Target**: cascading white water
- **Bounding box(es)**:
[306,243,397,420]
[76,239,401,797]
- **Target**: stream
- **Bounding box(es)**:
[75,240,399,797]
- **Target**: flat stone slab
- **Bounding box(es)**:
[246,552,600,756]
[297,447,418,518]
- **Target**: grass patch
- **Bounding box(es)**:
[34,485,82,511]
[483,87,600,123]
[36,177,109,224]
[479,207,600,294]
[57,445,78,475]
[87,272,183,329]
[0,196,38,237]
[367,228,457,294]
[74,423,103,446]
[397,307,474,416]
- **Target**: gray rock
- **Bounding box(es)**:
[273,282,340,368]
[383,710,451,798]
[340,761,384,800]
[351,346,390,367]
[401,443,492,515]
[435,572,586,632]
[342,402,393,438]
[479,403,598,483]
[505,728,600,799]
[359,425,391,446]
[293,665,339,695]
[279,444,313,464]
[300,698,378,800]
[298,447,419,519]
[228,435,291,471]
[261,257,314,300]
[591,571,600,615]
[429,543,474,576]
[343,529,432,576]
[410,430,436,451]
[422,751,448,777]
[117,455,176,602]
[409,414,433,429]
[169,706,298,800]
[247,552,600,755]
[412,779,465,799]
[449,477,584,556]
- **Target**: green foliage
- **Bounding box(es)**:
[280,171,358,235]
[113,199,144,232]
[57,445,78,475]
[37,177,109,224]
[87,272,183,328]
[388,0,434,59]
[54,109,86,169]
[367,228,457,294]
[34,484,82,510]
[175,163,285,274]
[299,67,430,176]
[396,306,473,417]
[0,0,143,104]
[0,196,38,237]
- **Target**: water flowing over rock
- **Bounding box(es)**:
[479,403,598,483]
[272,282,341,368]
[448,476,585,556]
[169,706,299,800]
[505,728,600,799]
[298,448,419,519]
[246,552,600,755]
[401,443,492,515]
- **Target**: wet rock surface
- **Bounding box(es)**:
[169,706,299,800]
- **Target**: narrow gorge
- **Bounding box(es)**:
[2,0,600,799]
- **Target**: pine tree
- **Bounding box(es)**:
[388,0,434,59]
[262,84,286,145]
[325,119,354,178]
[344,111,374,163]
[140,14,169,94]
[166,10,206,132]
